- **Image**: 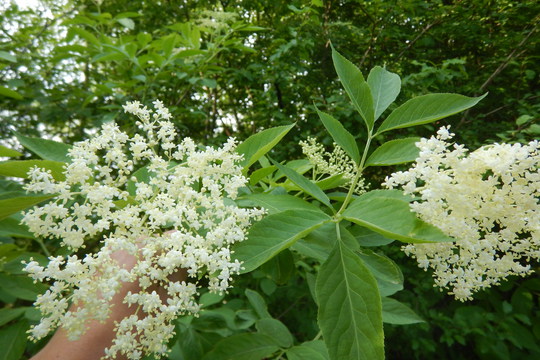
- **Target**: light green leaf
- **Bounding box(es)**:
[234,209,331,273]
[202,333,279,360]
[316,241,384,360]
[14,132,72,162]
[0,160,66,181]
[237,124,294,170]
[0,146,22,158]
[245,289,271,319]
[271,160,331,208]
[367,66,401,121]
[358,249,404,297]
[0,51,17,63]
[116,17,135,30]
[315,108,360,163]
[249,166,276,185]
[256,318,293,348]
[365,137,420,167]
[382,297,425,325]
[0,87,23,100]
[0,320,29,360]
[331,46,374,130]
[343,197,454,243]
[240,193,320,214]
[0,194,56,221]
[376,93,487,135]
[286,340,330,360]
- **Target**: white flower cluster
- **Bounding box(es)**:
[384,126,540,301]
[22,100,264,359]
[300,137,366,194]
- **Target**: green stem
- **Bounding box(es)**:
[35,238,51,257]
[336,129,374,215]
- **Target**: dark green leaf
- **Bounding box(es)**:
[367,66,401,121]
[331,46,374,130]
[376,93,487,135]
[202,333,279,360]
[286,340,330,360]
[0,308,26,327]
[234,209,331,273]
[0,273,47,301]
[239,193,320,214]
[316,241,384,360]
[256,318,293,348]
[14,132,72,162]
[199,292,225,309]
[271,160,331,208]
[245,289,271,319]
[315,108,360,163]
[382,297,425,325]
[236,124,294,170]
[0,320,29,360]
[365,138,420,167]
[358,249,403,296]
[0,194,56,221]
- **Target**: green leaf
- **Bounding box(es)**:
[0,160,66,181]
[0,273,47,301]
[236,124,294,170]
[116,17,135,30]
[365,137,420,167]
[202,333,279,360]
[315,108,360,163]
[14,132,72,162]
[249,166,276,185]
[0,320,29,360]
[286,340,330,360]
[256,318,293,348]
[239,193,320,214]
[376,93,487,135]
[245,289,271,319]
[234,209,331,273]
[358,249,404,296]
[343,197,454,243]
[348,226,394,247]
[316,241,384,360]
[0,308,26,327]
[199,292,224,308]
[0,194,56,221]
[382,297,425,325]
[260,249,295,285]
[0,217,33,239]
[271,160,331,208]
[0,146,22,158]
[367,66,401,121]
[0,87,23,100]
[0,51,17,63]
[331,46,374,130]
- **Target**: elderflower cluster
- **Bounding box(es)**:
[300,137,366,194]
[22,100,264,359]
[384,126,540,301]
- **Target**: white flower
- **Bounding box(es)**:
[22,100,265,359]
[385,126,540,301]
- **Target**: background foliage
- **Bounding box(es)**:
[0,0,539,359]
